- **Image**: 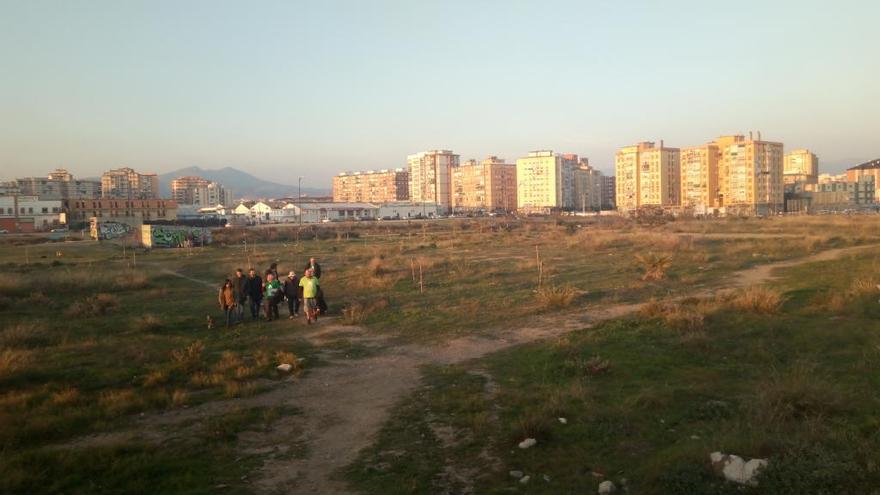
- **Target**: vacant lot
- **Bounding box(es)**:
[1,215,879,494]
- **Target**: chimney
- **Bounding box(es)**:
[749,131,753,140]
[660,139,664,149]
[757,130,762,141]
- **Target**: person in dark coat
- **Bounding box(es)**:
[303,257,321,279]
[282,271,300,319]
[231,268,246,323]
[267,262,279,281]
[245,268,263,321]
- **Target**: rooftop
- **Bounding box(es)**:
[848,158,880,171]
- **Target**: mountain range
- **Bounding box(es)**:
[157,167,329,200]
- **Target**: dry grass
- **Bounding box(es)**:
[641,299,709,335]
[211,351,245,376]
[274,351,300,372]
[65,293,118,317]
[50,387,81,406]
[143,370,169,388]
[133,314,163,332]
[98,389,143,416]
[536,284,577,309]
[0,349,33,378]
[171,341,205,373]
[170,389,189,408]
[634,252,673,281]
[223,381,258,398]
[752,363,844,426]
[189,371,224,388]
[341,299,389,325]
[24,291,50,305]
[727,286,786,314]
[0,322,50,348]
[254,349,272,368]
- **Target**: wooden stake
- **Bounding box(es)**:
[419,262,424,293]
[411,257,416,282]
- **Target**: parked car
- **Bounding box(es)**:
[50,227,68,233]
[0,229,8,234]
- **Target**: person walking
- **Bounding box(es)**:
[283,271,300,319]
[303,257,322,279]
[267,262,280,281]
[231,268,246,324]
[245,268,263,321]
[218,279,236,328]
[263,272,282,321]
[299,268,320,324]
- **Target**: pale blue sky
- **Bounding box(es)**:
[1,0,878,187]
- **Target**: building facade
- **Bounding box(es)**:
[16,168,101,199]
[846,158,880,202]
[600,175,616,210]
[63,198,177,228]
[101,167,159,199]
[407,150,459,212]
[784,149,819,184]
[615,141,679,212]
[573,159,602,212]
[170,176,232,206]
[718,135,784,215]
[333,168,409,203]
[0,195,63,232]
[516,151,568,212]
[451,156,517,212]
[680,144,719,212]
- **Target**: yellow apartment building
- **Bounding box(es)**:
[784,149,819,184]
[680,144,719,211]
[717,133,784,215]
[615,141,679,211]
[516,151,566,212]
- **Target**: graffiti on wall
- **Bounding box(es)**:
[145,225,212,248]
[90,218,132,240]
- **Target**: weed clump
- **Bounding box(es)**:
[752,363,844,426]
[0,349,33,378]
[341,299,389,325]
[65,293,118,317]
[171,341,205,373]
[728,286,786,314]
[133,314,163,332]
[536,284,576,309]
[635,252,673,281]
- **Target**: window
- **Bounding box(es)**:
[42,208,48,213]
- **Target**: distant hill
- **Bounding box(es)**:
[158,166,328,200]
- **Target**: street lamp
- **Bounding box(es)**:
[298,176,303,225]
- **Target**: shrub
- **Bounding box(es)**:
[142,370,168,388]
[536,284,577,309]
[728,286,786,314]
[634,252,673,281]
[189,372,224,388]
[341,299,389,325]
[50,387,81,406]
[170,389,188,408]
[583,355,611,376]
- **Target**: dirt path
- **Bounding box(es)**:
[54,243,880,494]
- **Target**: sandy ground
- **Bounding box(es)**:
[52,243,878,494]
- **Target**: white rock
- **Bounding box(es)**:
[509,470,523,479]
[558,417,567,424]
[519,475,530,484]
[518,438,537,449]
[709,452,768,487]
[598,480,616,494]
[276,363,293,372]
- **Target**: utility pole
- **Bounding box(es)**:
[298,176,303,226]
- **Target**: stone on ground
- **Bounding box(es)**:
[598,480,616,494]
[276,363,293,372]
[709,451,768,486]
[518,438,536,449]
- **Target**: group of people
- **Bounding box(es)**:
[218,257,326,327]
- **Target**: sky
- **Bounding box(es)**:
[1,0,879,187]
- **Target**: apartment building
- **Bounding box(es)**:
[717,134,784,215]
[16,168,101,199]
[452,156,517,212]
[615,141,679,212]
[170,176,232,206]
[63,198,177,228]
[573,159,602,212]
[407,150,459,212]
[784,149,819,184]
[101,167,159,199]
[680,144,719,211]
[846,158,880,202]
[332,168,409,203]
[516,151,570,212]
[600,175,616,210]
